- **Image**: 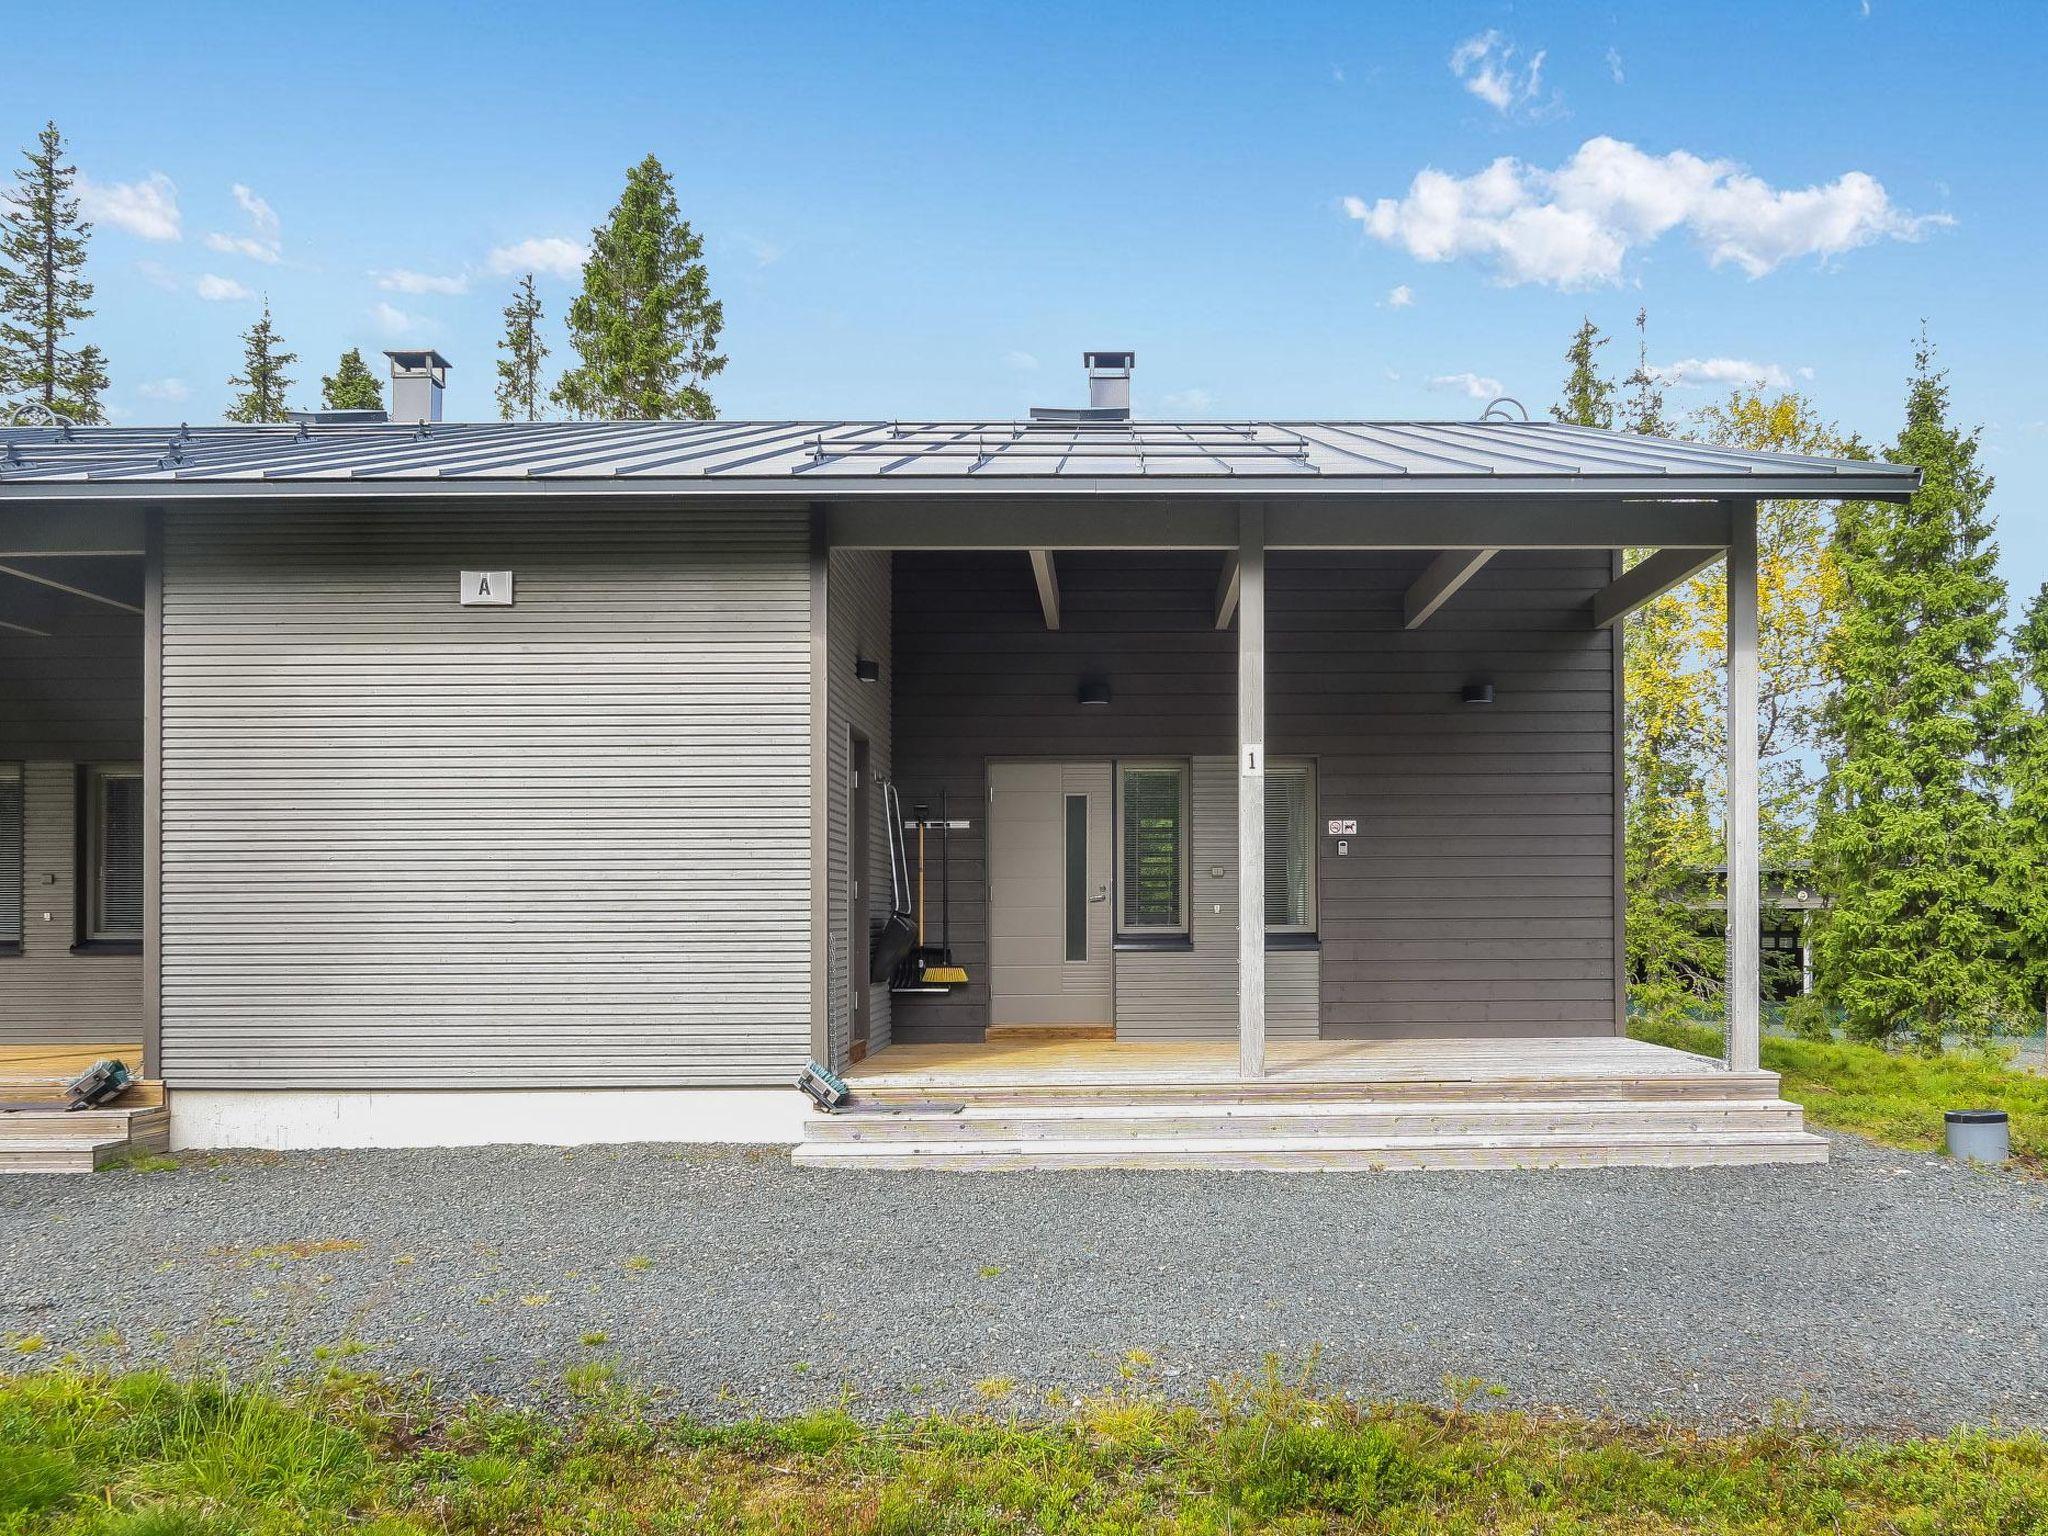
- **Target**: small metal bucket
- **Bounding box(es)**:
[1945,1110,2010,1165]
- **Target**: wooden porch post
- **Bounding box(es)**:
[1238,505,1266,1078]
[1725,501,1761,1074]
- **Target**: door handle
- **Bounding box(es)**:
[1089,884,1109,902]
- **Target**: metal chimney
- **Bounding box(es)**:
[1029,350,1135,423]
[384,349,450,423]
[1085,351,1133,414]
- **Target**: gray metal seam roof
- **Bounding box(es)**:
[0,418,1919,498]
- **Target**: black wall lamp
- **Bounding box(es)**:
[1077,676,1113,707]
[1462,680,1495,706]
[855,655,881,683]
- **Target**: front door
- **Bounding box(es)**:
[987,761,1114,1028]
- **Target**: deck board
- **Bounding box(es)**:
[845,1034,1732,1088]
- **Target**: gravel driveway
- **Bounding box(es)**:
[2,1132,2042,1432]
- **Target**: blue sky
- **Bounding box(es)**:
[16,1,2047,588]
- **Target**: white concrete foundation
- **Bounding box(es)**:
[170,1088,809,1152]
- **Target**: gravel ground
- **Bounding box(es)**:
[1,1131,2043,1432]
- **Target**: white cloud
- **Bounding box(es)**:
[1652,356,1794,390]
[374,267,469,295]
[1161,388,1218,415]
[487,236,588,279]
[1386,283,1414,308]
[1605,47,1625,84]
[204,182,282,263]
[1002,350,1039,371]
[371,299,436,338]
[136,377,191,402]
[1331,64,1346,85]
[1449,30,1549,116]
[1346,135,1950,288]
[136,259,182,292]
[78,172,181,240]
[195,273,254,302]
[1429,371,1504,400]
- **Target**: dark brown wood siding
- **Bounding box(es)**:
[890,548,1620,1042]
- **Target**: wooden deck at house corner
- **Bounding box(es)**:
[0,1043,168,1174]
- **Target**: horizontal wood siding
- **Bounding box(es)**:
[826,549,893,1067]
[0,763,144,1042]
[0,606,145,1044]
[892,550,1618,1042]
[158,506,812,1088]
[1114,755,1317,1039]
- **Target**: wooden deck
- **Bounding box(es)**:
[0,1043,165,1173]
[802,1034,1827,1171]
[845,1034,1736,1090]
[0,1043,143,1078]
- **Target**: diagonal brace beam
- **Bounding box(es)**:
[1027,549,1060,630]
[1403,549,1496,629]
[0,561,144,615]
[1214,553,1241,629]
[1590,547,1725,629]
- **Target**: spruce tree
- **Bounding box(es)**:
[0,121,106,422]
[494,273,548,421]
[1619,308,1671,438]
[2005,584,2048,1019]
[1810,335,2023,1047]
[320,347,383,411]
[224,303,298,424]
[552,155,726,420]
[1550,317,1613,429]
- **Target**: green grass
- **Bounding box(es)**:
[1629,1015,2048,1171]
[0,1366,2043,1533]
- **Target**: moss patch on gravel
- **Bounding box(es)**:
[2,1366,2045,1534]
[1630,1015,2048,1173]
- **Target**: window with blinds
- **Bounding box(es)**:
[1117,763,1187,933]
[0,764,21,948]
[85,765,144,942]
[1265,761,1317,933]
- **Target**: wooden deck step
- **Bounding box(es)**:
[0,1103,170,1174]
[805,1098,1807,1145]
[847,1072,1789,1108]
[794,1128,1831,1172]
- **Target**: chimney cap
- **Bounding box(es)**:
[384,349,451,375]
[1084,350,1134,373]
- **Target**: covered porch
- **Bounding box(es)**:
[820,479,1773,1082]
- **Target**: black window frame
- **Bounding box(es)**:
[75,762,144,952]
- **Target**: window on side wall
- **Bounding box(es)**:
[1265,760,1317,935]
[79,763,143,947]
[0,764,21,951]
[1116,761,1188,937]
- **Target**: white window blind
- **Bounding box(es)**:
[1119,764,1187,932]
[1264,762,1316,932]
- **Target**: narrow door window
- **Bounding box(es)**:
[1064,792,1089,961]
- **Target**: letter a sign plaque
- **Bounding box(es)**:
[460,570,514,607]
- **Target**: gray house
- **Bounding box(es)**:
[0,354,1915,1168]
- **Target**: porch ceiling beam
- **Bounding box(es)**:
[0,614,51,637]
[1589,546,1727,629]
[0,561,143,615]
[1402,548,1497,630]
[0,506,147,556]
[1214,553,1240,629]
[1027,549,1060,630]
[826,498,1734,551]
